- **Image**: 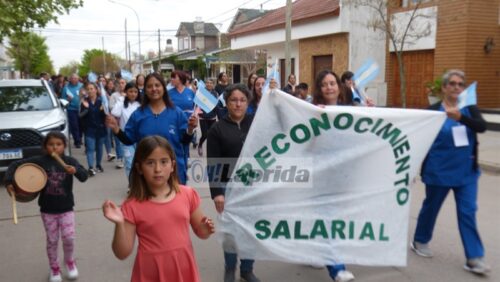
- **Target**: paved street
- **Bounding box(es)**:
[0,134,499,282]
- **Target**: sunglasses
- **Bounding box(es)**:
[448,81,465,88]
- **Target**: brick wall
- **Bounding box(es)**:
[435,0,500,107]
[298,33,349,93]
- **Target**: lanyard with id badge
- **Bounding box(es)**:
[452,125,469,147]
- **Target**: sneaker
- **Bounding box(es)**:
[115,159,124,169]
[464,258,491,275]
[224,268,236,282]
[66,261,79,280]
[49,268,62,282]
[411,241,433,258]
[107,154,116,162]
[240,271,261,282]
[96,166,104,173]
[334,270,355,282]
[88,168,96,176]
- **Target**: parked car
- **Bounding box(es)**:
[0,79,70,173]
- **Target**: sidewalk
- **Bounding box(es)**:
[478,130,500,174]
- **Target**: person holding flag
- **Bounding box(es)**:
[411,70,490,275]
[195,78,219,156]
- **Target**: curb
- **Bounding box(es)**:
[479,161,500,175]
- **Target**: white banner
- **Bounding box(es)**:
[217,90,445,267]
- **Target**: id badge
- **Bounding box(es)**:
[452,125,469,147]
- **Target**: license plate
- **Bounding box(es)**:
[0,149,23,160]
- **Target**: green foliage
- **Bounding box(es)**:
[0,0,83,41]
[7,31,54,77]
[79,49,120,77]
[425,76,443,98]
[59,61,80,77]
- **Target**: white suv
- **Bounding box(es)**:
[0,79,69,172]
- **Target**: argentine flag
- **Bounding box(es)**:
[121,69,133,82]
[353,59,380,88]
[194,84,218,113]
[88,72,98,83]
[263,59,280,95]
[458,81,477,109]
[98,81,110,115]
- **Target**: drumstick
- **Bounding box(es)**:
[11,191,18,224]
[51,152,69,171]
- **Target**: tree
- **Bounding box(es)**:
[348,0,433,108]
[7,31,54,78]
[79,49,120,77]
[0,0,83,42]
[59,61,80,77]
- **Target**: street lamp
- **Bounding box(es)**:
[108,0,142,73]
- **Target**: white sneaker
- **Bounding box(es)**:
[334,270,355,282]
[115,159,124,169]
[66,261,79,280]
[49,269,62,282]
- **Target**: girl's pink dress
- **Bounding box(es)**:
[121,185,201,282]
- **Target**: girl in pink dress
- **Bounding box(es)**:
[102,135,215,282]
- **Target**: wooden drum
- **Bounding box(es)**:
[13,163,47,202]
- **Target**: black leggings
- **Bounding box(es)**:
[199,119,216,147]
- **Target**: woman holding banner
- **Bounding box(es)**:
[411,70,490,275]
[312,70,355,282]
[207,84,260,282]
[106,73,197,185]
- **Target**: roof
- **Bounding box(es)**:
[228,8,269,32]
[176,22,220,37]
[229,0,340,37]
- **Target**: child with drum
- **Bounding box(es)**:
[4,131,88,282]
[102,135,215,282]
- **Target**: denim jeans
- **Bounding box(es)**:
[85,134,105,168]
[104,128,112,155]
[224,252,254,273]
[123,144,136,178]
[113,134,123,159]
[67,110,81,146]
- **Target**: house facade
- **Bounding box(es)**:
[228,0,387,104]
[387,0,500,108]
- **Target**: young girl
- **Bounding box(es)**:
[4,131,88,282]
[102,135,214,282]
[80,82,107,176]
[111,82,141,178]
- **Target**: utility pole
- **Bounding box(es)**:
[158,29,161,73]
[284,0,292,84]
[124,18,128,65]
[128,41,132,71]
[102,36,107,76]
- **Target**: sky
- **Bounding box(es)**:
[37,0,285,72]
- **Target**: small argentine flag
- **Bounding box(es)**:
[263,59,280,95]
[121,69,133,82]
[88,72,98,83]
[99,81,110,115]
[353,59,380,88]
[194,86,218,113]
[458,81,477,109]
[218,93,226,107]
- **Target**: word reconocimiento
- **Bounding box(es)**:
[235,112,412,206]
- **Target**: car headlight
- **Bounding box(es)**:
[38,121,67,135]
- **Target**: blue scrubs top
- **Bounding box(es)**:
[124,106,189,184]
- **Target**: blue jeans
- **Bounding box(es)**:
[104,128,112,155]
[67,110,81,146]
[113,134,123,159]
[224,252,254,273]
[123,144,135,178]
[85,134,105,168]
[326,264,346,279]
[414,183,484,259]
